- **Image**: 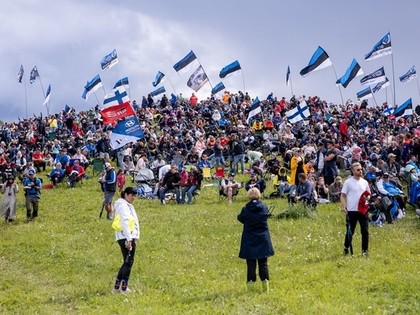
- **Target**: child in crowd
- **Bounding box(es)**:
[116,169,126,193]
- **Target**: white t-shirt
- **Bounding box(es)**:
[341,176,370,212]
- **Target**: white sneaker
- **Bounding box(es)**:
[416,209,420,217]
[120,287,132,294]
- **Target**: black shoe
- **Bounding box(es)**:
[343,247,349,255]
[8,219,14,223]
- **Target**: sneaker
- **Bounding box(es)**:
[362,250,369,257]
[416,209,420,217]
[120,287,132,294]
[161,200,166,205]
[106,215,113,221]
[343,247,349,255]
[228,200,233,204]
[111,287,120,294]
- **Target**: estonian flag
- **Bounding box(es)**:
[82,74,102,100]
[150,86,166,97]
[286,66,291,86]
[399,66,416,83]
[300,46,332,77]
[246,97,262,124]
[285,101,311,123]
[219,60,241,79]
[152,71,165,87]
[336,59,363,88]
[173,50,197,73]
[356,87,373,100]
[394,98,413,118]
[211,82,225,95]
[101,49,119,70]
[372,78,390,94]
[17,65,24,83]
[43,84,51,106]
[365,33,392,61]
[360,67,386,86]
[113,77,129,89]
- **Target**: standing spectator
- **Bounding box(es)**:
[189,93,198,107]
[96,134,111,162]
[340,162,371,256]
[112,187,140,294]
[323,140,339,186]
[23,169,42,221]
[100,162,117,220]
[1,175,19,222]
[237,187,274,293]
[232,135,246,175]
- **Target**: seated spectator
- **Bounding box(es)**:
[288,173,316,207]
[247,150,263,166]
[181,166,202,204]
[314,176,330,203]
[135,153,148,172]
[329,176,343,203]
[72,148,90,169]
[197,154,212,170]
[221,173,241,204]
[159,164,181,204]
[32,147,46,173]
[67,159,85,189]
[49,162,65,187]
[376,172,406,212]
[272,167,293,198]
[245,173,267,195]
[15,151,27,174]
[121,156,135,174]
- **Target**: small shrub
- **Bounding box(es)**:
[275,202,316,219]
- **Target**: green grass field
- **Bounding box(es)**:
[0,171,419,315]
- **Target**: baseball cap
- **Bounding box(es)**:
[28,169,36,175]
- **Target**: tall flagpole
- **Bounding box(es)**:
[37,74,48,116]
[166,76,177,95]
[331,64,345,106]
[241,69,246,93]
[289,75,294,97]
[93,91,101,107]
[23,75,28,119]
[390,31,397,106]
[416,77,420,102]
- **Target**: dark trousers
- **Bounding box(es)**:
[246,258,269,282]
[116,239,136,282]
[26,196,39,219]
[344,211,369,252]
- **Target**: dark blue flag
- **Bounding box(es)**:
[113,77,129,89]
[336,59,363,88]
[173,51,197,72]
[152,71,165,87]
[219,60,241,79]
[150,86,166,97]
[300,46,332,77]
[211,82,225,95]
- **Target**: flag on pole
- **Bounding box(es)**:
[356,87,373,100]
[29,66,40,84]
[17,65,24,83]
[101,102,136,126]
[383,106,394,116]
[173,50,197,73]
[285,101,311,123]
[246,97,262,124]
[300,46,332,77]
[149,86,166,97]
[360,67,386,86]
[64,104,72,113]
[336,59,363,88]
[152,71,165,87]
[211,82,225,95]
[187,66,209,92]
[372,78,390,93]
[100,49,118,70]
[365,32,392,61]
[109,115,144,150]
[219,60,241,79]
[113,77,129,89]
[399,66,417,83]
[103,86,130,106]
[43,84,51,106]
[286,66,291,86]
[394,98,413,118]
[82,74,102,100]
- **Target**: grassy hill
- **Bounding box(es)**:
[0,171,419,314]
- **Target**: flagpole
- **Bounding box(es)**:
[166,76,177,95]
[416,77,420,102]
[331,64,345,106]
[390,31,396,106]
[289,76,294,98]
[23,76,28,119]
[195,56,213,94]
[371,92,378,107]
[93,91,101,107]
[37,75,49,116]
[241,69,246,94]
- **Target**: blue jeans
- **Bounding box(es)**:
[182,185,198,203]
[159,186,181,203]
[213,156,225,167]
[278,183,294,197]
[233,154,245,174]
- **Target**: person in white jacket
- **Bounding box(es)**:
[112,187,140,294]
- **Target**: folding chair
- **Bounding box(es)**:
[202,167,212,181]
[215,167,225,179]
[92,158,105,176]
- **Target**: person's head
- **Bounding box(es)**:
[351,162,363,177]
[121,186,136,203]
[228,172,235,180]
[247,187,261,201]
[317,176,325,184]
[170,164,178,172]
[279,167,286,175]
[250,173,258,181]
[105,162,112,170]
[382,172,390,181]
[28,169,36,177]
[298,173,307,182]
[334,176,342,185]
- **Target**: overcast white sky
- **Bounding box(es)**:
[1,0,420,121]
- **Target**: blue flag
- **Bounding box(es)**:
[29,66,40,84]
[211,82,225,95]
[285,101,311,123]
[399,66,416,83]
[64,104,71,113]
[372,78,390,93]
[246,97,262,123]
[103,86,130,106]
[300,46,332,77]
[219,60,241,79]
[356,87,372,100]
[152,71,165,87]
[365,33,392,61]
[43,84,51,106]
[336,59,363,88]
[286,66,291,86]
[17,65,24,83]
[394,98,413,117]
[113,77,129,89]
[82,74,102,100]
[173,51,197,72]
[150,86,166,97]
[360,67,386,86]
[109,115,144,150]
[101,49,119,70]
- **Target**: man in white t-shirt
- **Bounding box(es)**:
[340,162,371,256]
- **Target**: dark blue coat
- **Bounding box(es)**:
[238,200,274,259]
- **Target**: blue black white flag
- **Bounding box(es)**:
[101,49,119,70]
[285,101,311,123]
[109,115,144,150]
[365,33,392,61]
[82,74,102,100]
[152,71,165,87]
[246,97,262,124]
[43,84,51,106]
[219,60,241,79]
[336,59,363,88]
[187,66,209,92]
[113,77,129,89]
[64,104,71,113]
[399,66,416,83]
[286,66,291,86]
[356,87,373,100]
[173,50,197,73]
[149,86,166,97]
[394,98,413,118]
[360,67,386,86]
[300,46,332,77]
[17,65,24,83]
[372,78,390,93]
[211,82,225,95]
[29,66,40,84]
[103,86,130,106]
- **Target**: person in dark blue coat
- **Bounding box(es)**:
[237,187,274,293]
